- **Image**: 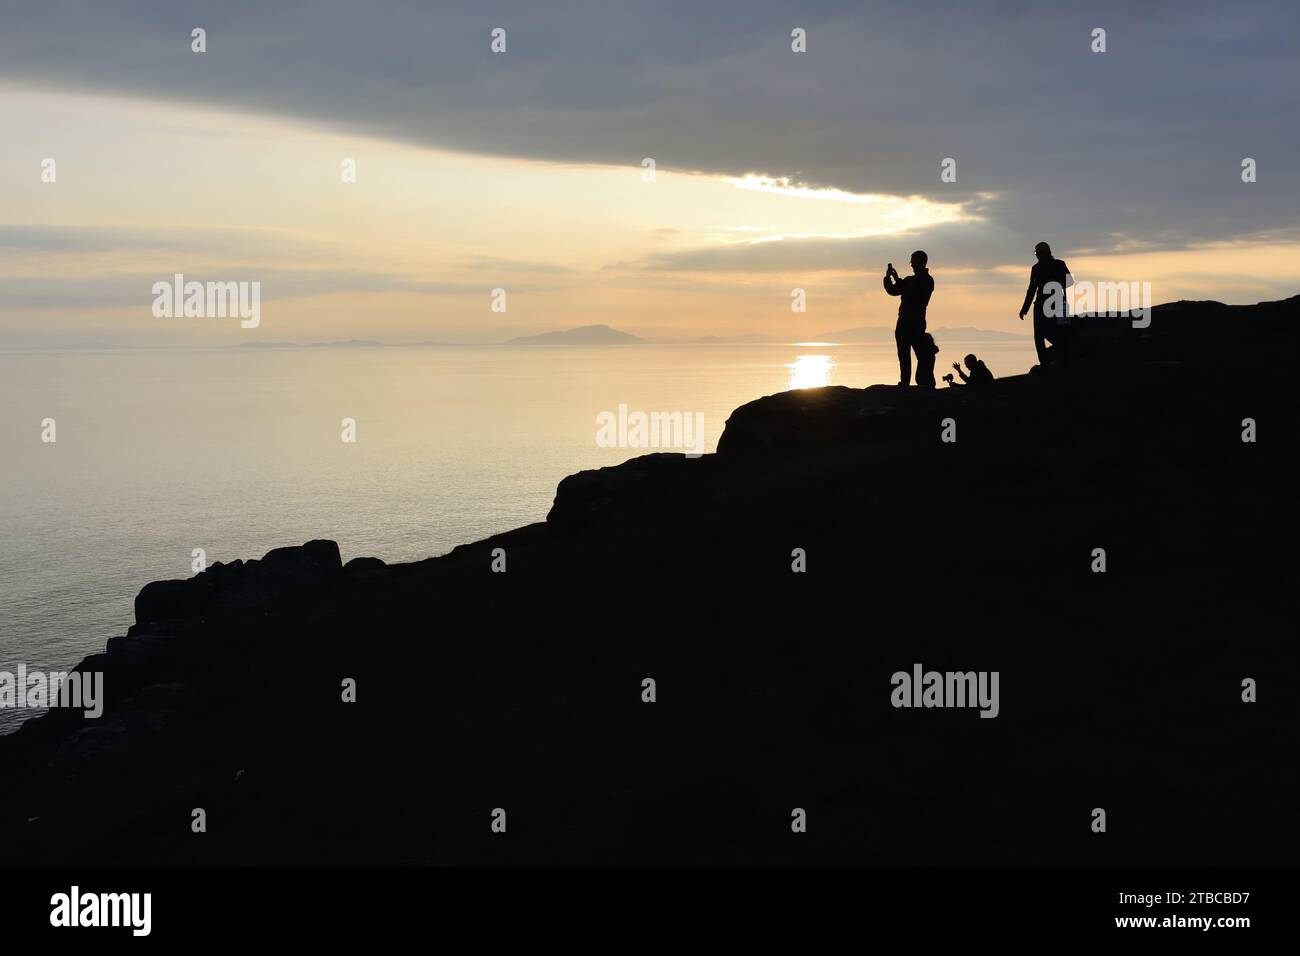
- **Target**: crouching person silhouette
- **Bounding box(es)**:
[946,353,994,387]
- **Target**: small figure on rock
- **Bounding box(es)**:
[946,353,994,387]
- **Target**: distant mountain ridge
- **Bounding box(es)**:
[502,324,645,346]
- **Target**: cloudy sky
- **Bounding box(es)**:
[2,0,1297,345]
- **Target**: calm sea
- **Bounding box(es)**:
[0,340,1034,732]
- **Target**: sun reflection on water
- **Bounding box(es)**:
[785,353,836,390]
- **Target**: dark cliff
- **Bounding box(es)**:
[2,297,1297,865]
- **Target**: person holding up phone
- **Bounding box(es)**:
[882,251,934,387]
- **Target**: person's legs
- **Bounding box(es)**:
[1032,313,1049,365]
[895,327,912,385]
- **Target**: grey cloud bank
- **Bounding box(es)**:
[1,0,1297,269]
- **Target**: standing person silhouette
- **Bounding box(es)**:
[883,250,934,386]
[1019,242,1072,365]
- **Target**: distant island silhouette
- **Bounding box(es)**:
[2,294,1294,865]
[502,324,646,346]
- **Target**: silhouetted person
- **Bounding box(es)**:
[915,332,940,388]
[1019,241,1072,365]
[884,250,934,386]
[948,353,994,387]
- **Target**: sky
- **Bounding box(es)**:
[1,0,1298,346]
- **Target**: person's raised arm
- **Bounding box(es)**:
[884,271,901,296]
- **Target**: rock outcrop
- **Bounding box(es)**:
[134,539,342,623]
